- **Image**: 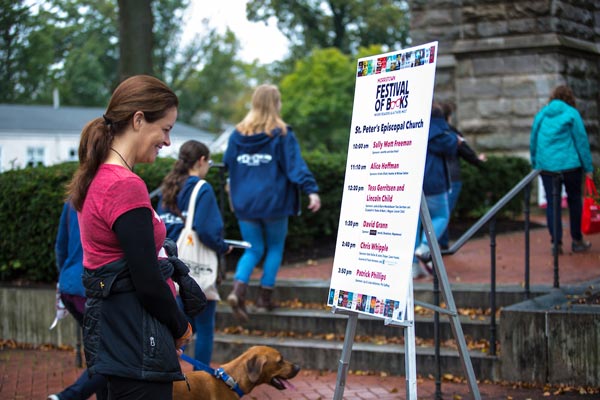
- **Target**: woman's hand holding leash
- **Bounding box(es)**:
[175,322,193,354]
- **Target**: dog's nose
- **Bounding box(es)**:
[291,364,301,376]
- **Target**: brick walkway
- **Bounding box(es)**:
[274,214,600,286]
[2,347,599,399]
[2,214,600,399]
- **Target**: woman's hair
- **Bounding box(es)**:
[549,85,576,108]
[236,84,287,136]
[160,140,210,216]
[66,75,179,211]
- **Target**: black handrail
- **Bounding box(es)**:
[443,169,542,255]
[438,168,544,357]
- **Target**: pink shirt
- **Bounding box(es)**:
[79,164,175,294]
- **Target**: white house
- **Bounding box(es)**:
[0,104,218,173]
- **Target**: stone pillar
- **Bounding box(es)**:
[408,0,600,164]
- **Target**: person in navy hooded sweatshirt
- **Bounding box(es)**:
[224,84,321,322]
[413,102,459,278]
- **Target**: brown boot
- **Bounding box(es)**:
[255,286,277,312]
[227,280,249,322]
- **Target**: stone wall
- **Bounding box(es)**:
[500,287,600,386]
[408,0,600,164]
[0,286,80,346]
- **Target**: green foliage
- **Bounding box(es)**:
[246,0,410,58]
[0,154,535,284]
[174,27,251,131]
[455,155,532,218]
[280,48,356,151]
[0,0,54,103]
[0,163,77,282]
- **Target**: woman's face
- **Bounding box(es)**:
[198,155,212,179]
[136,106,177,164]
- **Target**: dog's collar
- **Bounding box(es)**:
[214,367,245,397]
[181,353,245,397]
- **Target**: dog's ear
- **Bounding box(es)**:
[246,354,268,384]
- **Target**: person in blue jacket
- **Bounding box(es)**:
[530,84,594,254]
[438,101,487,250]
[414,102,459,278]
[157,140,232,367]
[47,202,107,400]
[224,84,321,322]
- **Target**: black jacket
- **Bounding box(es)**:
[82,257,204,382]
[447,125,484,182]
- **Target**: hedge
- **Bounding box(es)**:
[0,152,537,284]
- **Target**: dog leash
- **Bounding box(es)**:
[181,353,245,397]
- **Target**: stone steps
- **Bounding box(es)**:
[217,280,549,309]
[187,278,553,380]
[214,305,492,342]
[204,333,499,379]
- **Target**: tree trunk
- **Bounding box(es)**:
[118,0,153,80]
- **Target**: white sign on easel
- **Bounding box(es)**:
[328,42,438,321]
[328,41,439,400]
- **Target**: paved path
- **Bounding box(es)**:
[2,214,600,399]
[2,346,599,399]
[0,348,600,400]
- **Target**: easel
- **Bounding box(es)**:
[332,195,481,399]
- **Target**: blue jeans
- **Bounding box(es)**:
[414,191,450,258]
[439,181,462,248]
[176,297,217,367]
[541,169,584,244]
[234,217,289,288]
[191,300,216,367]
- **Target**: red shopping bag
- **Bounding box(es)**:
[582,176,600,235]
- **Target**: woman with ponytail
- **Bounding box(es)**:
[66,75,192,400]
[157,140,232,367]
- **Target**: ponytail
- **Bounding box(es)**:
[66,118,112,210]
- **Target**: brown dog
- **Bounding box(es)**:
[173,345,301,400]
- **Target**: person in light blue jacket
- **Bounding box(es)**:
[530,85,594,254]
[224,84,321,322]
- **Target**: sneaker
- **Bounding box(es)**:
[572,239,592,253]
[414,248,431,263]
[412,262,428,279]
[415,250,434,273]
[47,395,60,400]
[424,260,434,275]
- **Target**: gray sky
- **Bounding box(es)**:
[182,0,289,63]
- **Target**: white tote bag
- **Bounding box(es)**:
[176,180,220,300]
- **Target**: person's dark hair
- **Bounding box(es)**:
[441,101,455,121]
[431,101,444,118]
[160,140,210,217]
[66,75,179,211]
[549,85,576,108]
